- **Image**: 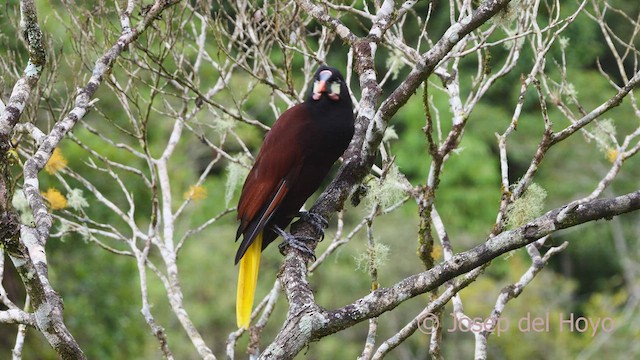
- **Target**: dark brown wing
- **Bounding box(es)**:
[234,105,310,263]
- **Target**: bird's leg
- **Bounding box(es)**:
[273,225,317,261]
[298,211,328,240]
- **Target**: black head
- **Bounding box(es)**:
[306,65,353,109]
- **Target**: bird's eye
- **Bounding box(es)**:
[330,82,341,95]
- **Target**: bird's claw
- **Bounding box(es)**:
[299,211,328,240]
[273,225,317,261]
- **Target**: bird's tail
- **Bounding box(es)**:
[236,231,263,329]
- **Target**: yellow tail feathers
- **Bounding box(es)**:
[236,232,263,329]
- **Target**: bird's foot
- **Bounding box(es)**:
[299,211,328,240]
[273,225,317,261]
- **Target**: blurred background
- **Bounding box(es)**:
[1,0,639,358]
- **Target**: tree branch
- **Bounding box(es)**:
[264,1,518,357]
[0,0,46,153]
[1,1,184,359]
[264,189,640,357]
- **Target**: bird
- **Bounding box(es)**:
[234,65,355,329]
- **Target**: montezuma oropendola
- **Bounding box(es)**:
[234,66,355,329]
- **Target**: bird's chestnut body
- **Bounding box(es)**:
[234,66,355,328]
[235,66,355,263]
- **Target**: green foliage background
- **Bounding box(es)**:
[1,0,640,358]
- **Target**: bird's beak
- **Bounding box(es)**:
[312,70,333,100]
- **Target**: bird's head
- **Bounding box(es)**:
[309,66,349,104]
